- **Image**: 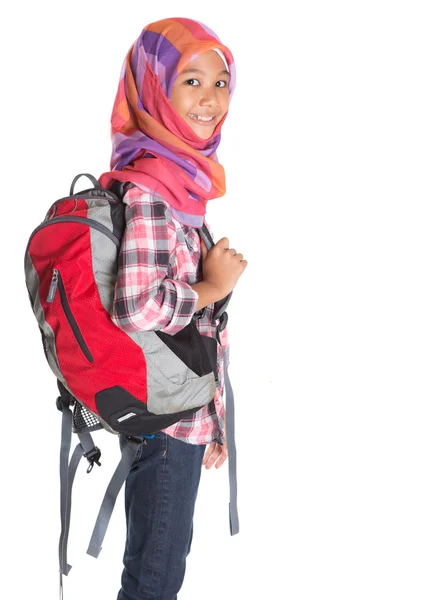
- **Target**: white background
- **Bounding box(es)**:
[1,1,427,598]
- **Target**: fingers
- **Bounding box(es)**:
[203,442,228,469]
[231,251,248,270]
[216,239,247,264]
[203,443,220,469]
[215,442,228,469]
[202,442,214,466]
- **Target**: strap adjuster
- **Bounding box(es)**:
[84,447,102,473]
[56,394,74,412]
[217,311,228,332]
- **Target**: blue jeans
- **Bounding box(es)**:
[117,432,206,600]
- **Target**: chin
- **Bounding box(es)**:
[195,129,214,140]
[190,123,217,139]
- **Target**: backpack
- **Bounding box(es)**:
[24,173,239,589]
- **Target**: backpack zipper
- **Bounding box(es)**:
[47,268,94,363]
[47,269,59,302]
[27,216,120,250]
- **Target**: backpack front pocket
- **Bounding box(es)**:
[47,268,94,363]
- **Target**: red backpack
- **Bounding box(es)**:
[24,173,239,588]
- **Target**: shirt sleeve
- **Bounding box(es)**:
[111,190,199,335]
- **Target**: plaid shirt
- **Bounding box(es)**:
[111,185,229,445]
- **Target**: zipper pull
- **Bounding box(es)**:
[47,269,59,303]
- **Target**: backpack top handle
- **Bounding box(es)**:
[70,173,102,196]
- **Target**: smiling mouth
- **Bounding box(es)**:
[188,113,217,125]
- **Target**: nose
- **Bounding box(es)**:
[198,86,220,108]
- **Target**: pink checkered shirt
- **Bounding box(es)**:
[111,185,229,446]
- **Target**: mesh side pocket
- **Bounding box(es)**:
[72,400,104,434]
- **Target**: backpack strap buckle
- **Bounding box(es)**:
[56,394,75,412]
[84,446,102,473]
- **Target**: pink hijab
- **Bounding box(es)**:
[98,17,236,226]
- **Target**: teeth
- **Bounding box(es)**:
[189,114,215,122]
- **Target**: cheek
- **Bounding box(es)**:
[170,88,193,116]
[220,92,230,112]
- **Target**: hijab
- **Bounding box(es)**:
[98,17,236,226]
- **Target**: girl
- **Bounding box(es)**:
[99,17,247,600]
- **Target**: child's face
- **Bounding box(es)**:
[170,50,230,140]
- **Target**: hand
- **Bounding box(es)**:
[200,236,248,299]
[202,441,228,469]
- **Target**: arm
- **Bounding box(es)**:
[111,190,198,335]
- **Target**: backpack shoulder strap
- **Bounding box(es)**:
[199,222,215,251]
[107,180,135,199]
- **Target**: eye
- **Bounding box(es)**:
[185,78,200,86]
[216,80,228,88]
